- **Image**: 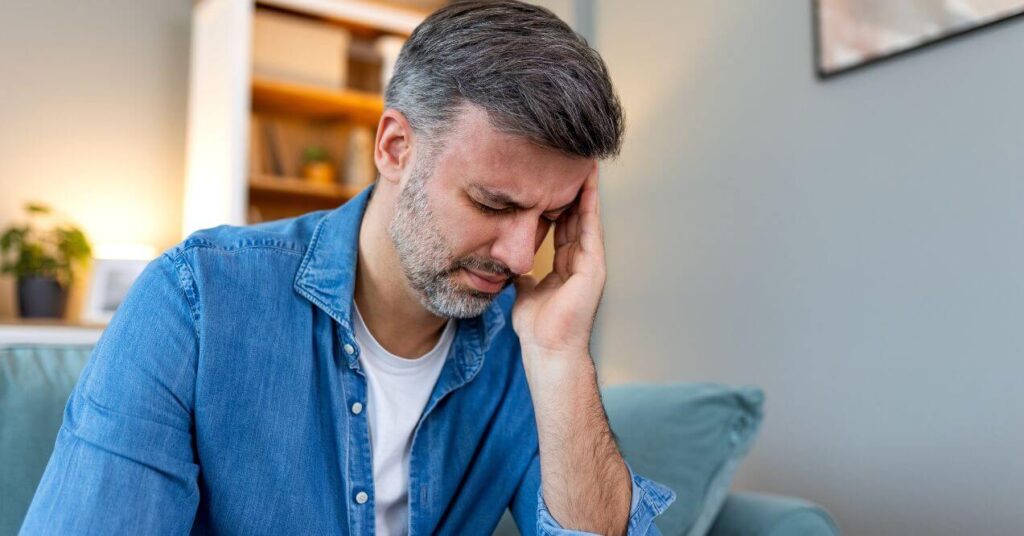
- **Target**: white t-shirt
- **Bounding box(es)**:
[352,303,456,536]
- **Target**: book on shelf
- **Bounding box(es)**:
[261,119,284,176]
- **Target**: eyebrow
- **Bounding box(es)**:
[470,185,575,214]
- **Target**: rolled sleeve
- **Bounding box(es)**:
[536,462,676,535]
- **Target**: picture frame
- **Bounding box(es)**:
[814,0,1024,78]
[82,258,150,325]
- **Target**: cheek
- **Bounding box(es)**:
[423,184,493,251]
[441,208,500,255]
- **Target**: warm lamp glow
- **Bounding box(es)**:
[94,243,158,260]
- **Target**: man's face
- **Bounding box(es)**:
[388,105,594,318]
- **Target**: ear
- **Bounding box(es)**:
[374,109,414,186]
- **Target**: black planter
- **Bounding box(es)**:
[17,276,68,318]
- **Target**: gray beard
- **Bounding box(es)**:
[387,161,514,319]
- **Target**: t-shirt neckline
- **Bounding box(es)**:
[352,301,456,372]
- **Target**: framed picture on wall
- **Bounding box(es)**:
[814,0,1024,78]
[83,258,149,324]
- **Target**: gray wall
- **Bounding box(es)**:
[593,2,1024,535]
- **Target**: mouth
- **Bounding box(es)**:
[461,267,508,294]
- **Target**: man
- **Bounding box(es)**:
[22,2,674,534]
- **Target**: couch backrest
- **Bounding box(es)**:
[603,383,764,536]
[0,345,92,536]
[2,346,766,536]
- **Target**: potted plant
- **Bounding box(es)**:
[0,203,92,318]
[301,145,336,185]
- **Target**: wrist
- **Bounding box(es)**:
[519,337,590,362]
[521,345,589,362]
[521,348,596,391]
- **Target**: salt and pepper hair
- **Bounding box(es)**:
[384,0,624,159]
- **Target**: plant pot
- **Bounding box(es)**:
[17,276,68,319]
[303,161,336,185]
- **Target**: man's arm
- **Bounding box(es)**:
[513,165,673,535]
[20,253,201,535]
[507,353,676,536]
[524,352,631,534]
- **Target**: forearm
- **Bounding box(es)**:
[524,351,632,535]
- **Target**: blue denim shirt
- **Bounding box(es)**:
[22,186,674,535]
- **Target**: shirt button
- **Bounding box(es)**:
[351,401,363,415]
[355,491,368,504]
[343,343,356,355]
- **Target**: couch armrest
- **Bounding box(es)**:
[706,492,839,536]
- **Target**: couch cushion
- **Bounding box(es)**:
[0,345,92,536]
[603,383,764,536]
[707,492,839,536]
[2,346,764,536]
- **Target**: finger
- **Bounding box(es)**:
[564,164,595,246]
[557,163,599,276]
[579,163,599,217]
[554,209,570,248]
[558,223,579,279]
[537,269,564,289]
[567,205,581,246]
[578,167,605,257]
[553,232,569,277]
[579,202,604,257]
[552,209,572,277]
[592,164,601,218]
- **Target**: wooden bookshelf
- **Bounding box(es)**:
[241,3,403,224]
[249,175,364,201]
[251,77,384,124]
[247,176,368,223]
[255,0,431,38]
[183,1,427,231]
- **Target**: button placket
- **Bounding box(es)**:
[337,327,373,532]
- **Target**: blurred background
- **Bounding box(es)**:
[2,1,1023,534]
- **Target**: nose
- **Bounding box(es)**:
[490,213,541,276]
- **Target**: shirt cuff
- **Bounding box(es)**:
[536,462,676,535]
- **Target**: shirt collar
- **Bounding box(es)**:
[293,184,508,373]
[293,185,371,332]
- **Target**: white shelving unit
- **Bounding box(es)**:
[181,0,432,236]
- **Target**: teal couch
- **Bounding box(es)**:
[1,345,838,536]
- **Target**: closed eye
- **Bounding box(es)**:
[473,200,513,215]
[471,194,569,222]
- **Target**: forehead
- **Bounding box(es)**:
[429,105,592,204]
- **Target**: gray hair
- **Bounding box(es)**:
[384,0,624,159]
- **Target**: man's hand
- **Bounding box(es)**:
[511,164,632,535]
[512,162,605,363]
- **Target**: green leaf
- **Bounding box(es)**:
[1,226,27,252]
[302,145,330,162]
[0,205,91,282]
[25,202,51,215]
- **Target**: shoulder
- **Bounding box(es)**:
[157,211,334,304]
[165,211,330,261]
